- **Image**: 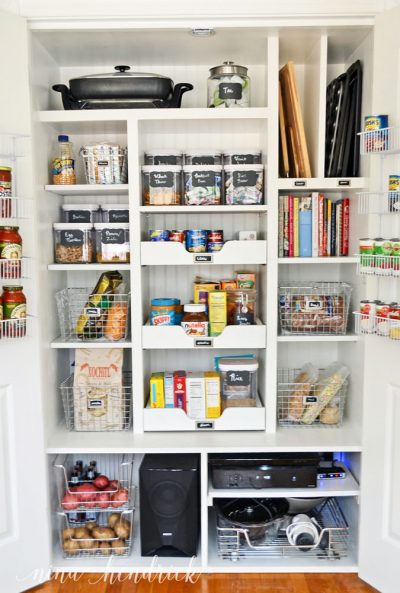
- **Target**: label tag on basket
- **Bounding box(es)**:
[304,298,323,311]
[304,396,318,404]
[150,171,174,188]
[61,230,83,246]
[101,228,125,244]
[196,421,214,429]
[194,254,213,263]
[219,82,242,100]
[84,307,101,318]
[226,370,250,386]
[192,170,215,187]
[233,170,258,187]
[88,399,105,409]
[194,338,213,347]
[338,179,350,186]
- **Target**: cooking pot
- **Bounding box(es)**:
[216,498,289,542]
[53,65,193,110]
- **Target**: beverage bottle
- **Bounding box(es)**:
[52,135,76,185]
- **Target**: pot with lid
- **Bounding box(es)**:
[208,61,250,108]
[53,65,193,110]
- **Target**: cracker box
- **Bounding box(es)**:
[150,372,165,408]
[204,371,221,418]
[186,372,206,420]
[164,372,174,408]
[173,370,187,411]
[209,290,227,337]
[236,272,256,289]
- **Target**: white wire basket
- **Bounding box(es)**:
[0,257,33,280]
[59,507,134,559]
[216,497,349,561]
[60,372,132,432]
[80,144,127,185]
[354,311,400,340]
[55,287,130,342]
[278,282,352,335]
[0,316,33,340]
[357,191,400,214]
[54,453,135,513]
[277,368,348,428]
[0,197,32,220]
[359,126,400,155]
[357,254,400,277]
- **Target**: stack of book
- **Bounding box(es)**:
[278,194,350,257]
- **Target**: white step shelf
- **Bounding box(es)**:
[45,184,129,196]
[141,240,267,266]
[143,395,265,432]
[142,319,266,349]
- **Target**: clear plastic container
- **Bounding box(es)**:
[224,164,264,205]
[94,222,130,263]
[219,358,258,408]
[100,204,130,223]
[144,150,183,166]
[142,165,182,206]
[183,165,222,206]
[52,135,76,185]
[227,289,257,325]
[222,150,262,165]
[208,61,250,108]
[53,222,93,264]
[183,150,222,165]
[62,203,99,223]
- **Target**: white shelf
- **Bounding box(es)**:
[45,184,129,196]
[48,263,131,271]
[142,319,266,349]
[140,205,268,214]
[278,334,359,342]
[278,257,357,264]
[51,338,132,348]
[277,178,366,190]
[141,240,267,266]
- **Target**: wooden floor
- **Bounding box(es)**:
[29,573,379,593]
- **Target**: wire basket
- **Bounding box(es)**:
[55,287,130,342]
[216,497,349,561]
[278,282,352,335]
[60,372,132,432]
[358,126,400,155]
[59,507,134,559]
[277,368,348,428]
[54,453,135,513]
[354,311,400,340]
[80,144,127,185]
[358,254,400,277]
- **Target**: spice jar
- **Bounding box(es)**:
[142,165,181,206]
[227,289,256,325]
[219,357,258,408]
[208,61,250,108]
[181,304,208,336]
[0,225,22,279]
[2,285,26,337]
[0,167,12,218]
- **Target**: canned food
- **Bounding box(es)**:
[208,230,224,243]
[374,238,392,275]
[391,238,400,276]
[389,176,400,211]
[359,238,374,273]
[364,115,389,131]
[376,301,391,336]
[149,230,170,241]
[389,175,400,191]
[208,242,224,252]
[364,115,389,152]
[169,230,185,243]
[0,167,12,218]
[186,229,208,253]
[359,299,376,334]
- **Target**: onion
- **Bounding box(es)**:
[111,488,129,508]
[62,492,80,510]
[94,475,110,490]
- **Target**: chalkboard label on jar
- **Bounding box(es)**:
[154,155,178,165]
[234,311,254,325]
[150,171,174,188]
[233,170,258,187]
[192,170,215,187]
[109,210,129,223]
[226,370,250,386]
[60,230,84,246]
[192,156,215,165]
[231,154,254,164]
[69,210,91,223]
[218,82,242,100]
[101,228,125,244]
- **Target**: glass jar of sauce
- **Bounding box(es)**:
[181,304,208,336]
[0,167,12,217]
[2,285,26,337]
[0,226,22,279]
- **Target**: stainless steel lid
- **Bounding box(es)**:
[209,61,248,77]
[73,65,170,80]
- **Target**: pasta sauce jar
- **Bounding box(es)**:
[2,285,26,337]
[0,225,22,278]
[0,167,12,218]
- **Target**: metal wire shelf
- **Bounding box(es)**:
[354,311,400,340]
[357,254,400,277]
[0,196,32,220]
[0,315,34,340]
[0,257,33,280]
[358,126,400,155]
[357,191,400,215]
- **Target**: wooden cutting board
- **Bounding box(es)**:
[279,82,290,178]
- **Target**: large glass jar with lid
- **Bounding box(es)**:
[207,61,250,108]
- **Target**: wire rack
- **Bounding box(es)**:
[80,144,127,185]
[54,453,135,513]
[59,507,134,559]
[216,498,349,561]
[0,316,33,340]
[359,126,400,155]
[278,282,352,335]
[0,257,33,280]
[56,287,130,342]
[0,197,32,220]
[60,372,132,432]
[357,191,400,215]
[358,254,400,277]
[354,311,400,340]
[277,368,347,428]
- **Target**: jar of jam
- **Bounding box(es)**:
[227,289,256,325]
[181,304,208,336]
[0,167,12,218]
[0,226,22,279]
[2,286,26,337]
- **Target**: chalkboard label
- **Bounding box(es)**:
[194,254,213,263]
[88,399,104,409]
[196,421,214,430]
[192,156,215,165]
[68,210,91,223]
[294,180,306,187]
[150,171,174,188]
[84,307,101,318]
[194,338,213,347]
[231,154,254,164]
[338,179,350,186]
[60,229,84,246]
[219,82,242,100]
[97,160,109,166]
[233,170,258,187]
[154,155,178,165]
[234,311,254,325]
[192,170,215,187]
[226,370,250,386]
[101,228,125,244]
[109,210,129,223]
[304,396,318,404]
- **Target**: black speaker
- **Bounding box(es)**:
[139,454,200,557]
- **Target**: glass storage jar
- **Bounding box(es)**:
[227,289,257,325]
[224,164,264,204]
[53,223,93,264]
[208,61,250,108]
[222,150,262,165]
[183,150,222,165]
[0,225,22,279]
[183,165,222,206]
[100,204,129,223]
[142,165,181,206]
[219,358,258,408]
[94,222,130,263]
[144,150,183,166]
[62,203,99,223]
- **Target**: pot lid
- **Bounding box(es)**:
[71,65,171,81]
[209,61,248,77]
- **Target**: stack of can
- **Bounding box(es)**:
[149,229,224,253]
[359,299,400,337]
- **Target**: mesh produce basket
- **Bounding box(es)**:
[56,287,130,342]
[277,368,348,428]
[278,282,352,335]
[80,144,127,185]
[60,372,132,432]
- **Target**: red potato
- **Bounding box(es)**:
[75,483,98,502]
[111,487,129,508]
[108,480,120,492]
[62,492,80,510]
[96,492,111,509]
[94,475,110,490]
